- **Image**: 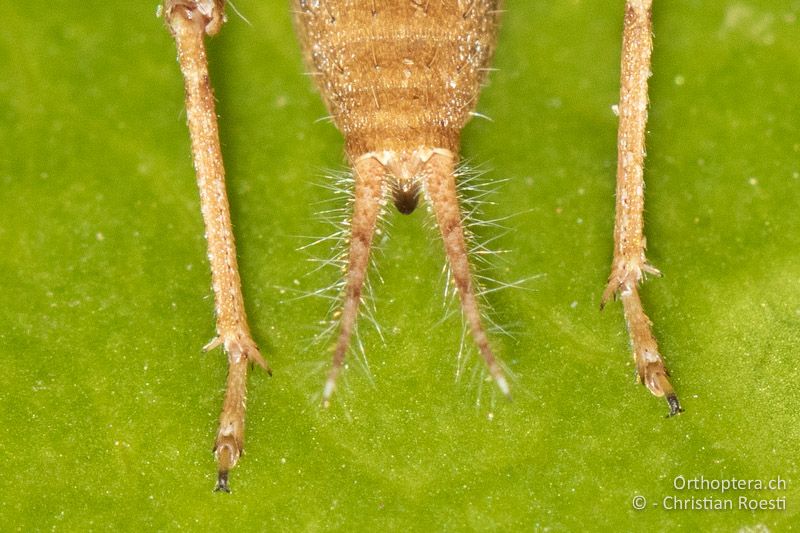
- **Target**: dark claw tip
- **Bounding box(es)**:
[214,470,231,493]
[665,393,684,418]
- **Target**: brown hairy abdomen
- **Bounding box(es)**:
[294,0,500,155]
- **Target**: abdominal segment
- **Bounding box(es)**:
[294,0,501,155]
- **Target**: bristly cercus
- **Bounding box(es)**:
[161,0,682,492]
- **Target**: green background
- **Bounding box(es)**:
[1,1,799,530]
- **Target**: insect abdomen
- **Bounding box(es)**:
[294,1,500,156]
[293,1,510,403]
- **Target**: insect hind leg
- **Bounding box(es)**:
[602,0,682,417]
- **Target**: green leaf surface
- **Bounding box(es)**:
[2,1,799,530]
